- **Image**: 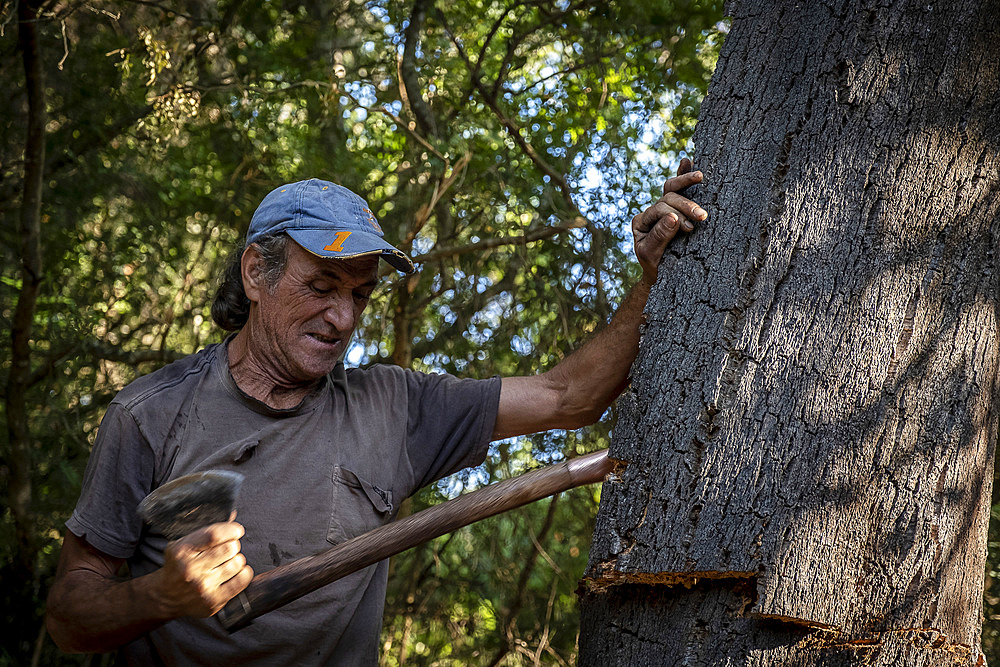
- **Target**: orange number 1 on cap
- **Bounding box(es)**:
[324,231,352,252]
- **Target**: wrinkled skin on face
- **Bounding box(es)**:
[228,241,380,409]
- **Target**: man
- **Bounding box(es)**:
[45,163,706,664]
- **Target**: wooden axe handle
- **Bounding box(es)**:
[217,449,613,632]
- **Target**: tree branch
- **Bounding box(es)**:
[411,217,586,265]
[434,8,581,213]
[27,339,185,389]
[464,3,517,99]
[82,340,186,365]
[399,0,438,139]
[406,279,510,362]
[341,87,446,162]
[405,151,473,246]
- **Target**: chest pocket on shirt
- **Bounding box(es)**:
[327,466,394,545]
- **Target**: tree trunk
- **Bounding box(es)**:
[7,0,46,579]
[580,1,1000,665]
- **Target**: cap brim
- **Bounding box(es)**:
[287,228,415,274]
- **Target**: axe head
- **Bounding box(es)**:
[138,470,244,540]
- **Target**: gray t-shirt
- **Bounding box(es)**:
[67,341,501,665]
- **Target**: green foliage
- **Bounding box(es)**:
[2,0,728,663]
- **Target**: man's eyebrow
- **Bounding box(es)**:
[313,263,379,281]
[313,270,380,290]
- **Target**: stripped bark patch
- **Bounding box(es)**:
[582,569,757,594]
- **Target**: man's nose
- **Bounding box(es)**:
[323,293,357,331]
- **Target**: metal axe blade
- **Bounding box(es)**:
[138,470,244,540]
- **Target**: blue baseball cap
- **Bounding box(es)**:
[247,179,414,274]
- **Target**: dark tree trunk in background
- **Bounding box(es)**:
[580,1,1000,665]
[8,0,46,579]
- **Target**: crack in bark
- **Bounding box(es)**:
[708,92,817,438]
[885,285,920,382]
[885,239,944,386]
[698,406,720,438]
[609,486,652,563]
[609,458,629,479]
[753,612,839,631]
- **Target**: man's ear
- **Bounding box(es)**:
[241,244,265,303]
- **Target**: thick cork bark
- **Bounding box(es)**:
[581,0,1000,664]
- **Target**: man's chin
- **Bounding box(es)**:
[307,350,346,377]
[297,333,353,374]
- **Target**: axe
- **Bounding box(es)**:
[215,449,614,632]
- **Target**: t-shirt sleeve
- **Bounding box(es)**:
[65,402,155,559]
[405,372,501,490]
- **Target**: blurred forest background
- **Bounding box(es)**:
[2,0,997,665]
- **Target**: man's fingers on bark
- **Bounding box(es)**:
[634,202,682,233]
[678,157,692,176]
[651,213,680,241]
[639,213,680,264]
[631,202,671,233]
[631,211,645,236]
[661,192,708,221]
[662,170,703,195]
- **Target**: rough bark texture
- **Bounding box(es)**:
[581,0,1000,664]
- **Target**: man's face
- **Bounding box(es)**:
[246,241,380,385]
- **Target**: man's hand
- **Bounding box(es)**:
[152,519,254,618]
[46,521,254,653]
[632,157,707,284]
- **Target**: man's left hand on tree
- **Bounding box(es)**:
[632,157,707,284]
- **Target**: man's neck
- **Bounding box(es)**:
[226,329,320,410]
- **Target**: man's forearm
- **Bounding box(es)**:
[493,277,655,440]
[46,566,173,653]
[544,277,653,424]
